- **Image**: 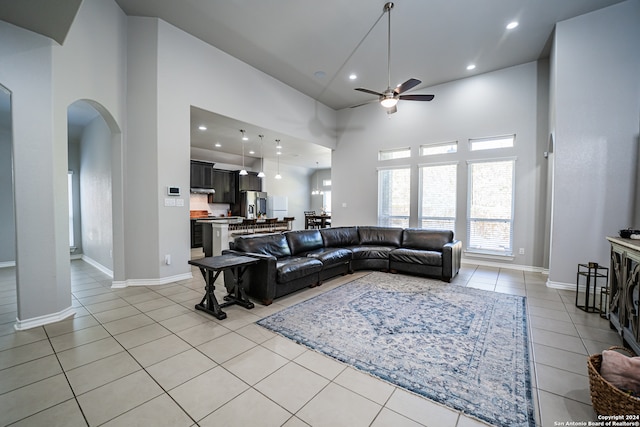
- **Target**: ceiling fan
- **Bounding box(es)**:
[353,2,434,114]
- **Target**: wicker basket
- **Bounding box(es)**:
[588,346,640,415]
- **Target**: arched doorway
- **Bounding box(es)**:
[67,99,124,283]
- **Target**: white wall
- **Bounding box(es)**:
[261,158,311,230]
[548,0,640,286]
[125,18,338,280]
[0,127,14,264]
[310,169,332,213]
[334,62,549,268]
[0,0,127,326]
[80,116,113,271]
[68,139,83,255]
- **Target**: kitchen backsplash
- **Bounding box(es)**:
[189,193,230,216]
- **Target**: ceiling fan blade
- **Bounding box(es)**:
[399,94,435,101]
[394,78,421,95]
[386,105,397,115]
[355,87,384,97]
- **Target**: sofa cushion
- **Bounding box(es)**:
[286,230,323,255]
[234,234,291,258]
[276,257,323,282]
[358,226,402,247]
[390,248,442,266]
[306,248,352,267]
[320,227,359,247]
[401,229,454,251]
[349,245,395,260]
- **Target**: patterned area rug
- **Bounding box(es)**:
[257,272,534,427]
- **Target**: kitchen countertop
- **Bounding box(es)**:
[194,216,244,223]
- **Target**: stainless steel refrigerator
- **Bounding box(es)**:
[239,191,267,218]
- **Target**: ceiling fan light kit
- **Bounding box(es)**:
[353,2,434,114]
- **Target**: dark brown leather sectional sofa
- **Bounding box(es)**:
[223,226,462,305]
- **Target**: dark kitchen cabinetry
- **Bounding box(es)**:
[237,171,262,192]
[209,169,235,203]
[190,219,203,248]
[190,161,214,189]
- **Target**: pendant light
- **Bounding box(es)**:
[275,139,282,180]
[311,162,324,195]
[239,130,248,176]
[257,134,265,178]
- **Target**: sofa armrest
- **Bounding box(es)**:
[222,249,278,304]
[442,240,462,282]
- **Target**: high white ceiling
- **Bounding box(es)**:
[115,0,623,110]
[113,0,624,169]
[1,0,626,169]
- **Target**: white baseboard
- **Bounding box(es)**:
[14,306,76,331]
[81,255,114,278]
[111,272,193,289]
[461,257,546,274]
[546,280,577,291]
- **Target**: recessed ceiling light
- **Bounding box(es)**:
[249,150,255,154]
[506,21,519,30]
[466,64,476,71]
[314,70,326,79]
[214,142,221,147]
[349,73,357,80]
[198,125,207,130]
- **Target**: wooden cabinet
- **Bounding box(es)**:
[190,161,214,189]
[607,237,640,354]
[210,169,235,203]
[237,171,262,192]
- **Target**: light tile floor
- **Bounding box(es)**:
[0,260,622,426]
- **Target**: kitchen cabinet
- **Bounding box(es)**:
[237,171,262,192]
[210,169,235,203]
[190,219,203,248]
[190,161,214,189]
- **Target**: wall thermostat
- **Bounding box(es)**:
[167,186,180,196]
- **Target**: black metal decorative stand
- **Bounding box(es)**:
[575,262,609,314]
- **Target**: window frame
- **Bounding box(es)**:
[378,147,411,161]
[469,134,515,151]
[418,161,457,231]
[465,157,516,256]
[377,165,411,228]
[420,141,458,156]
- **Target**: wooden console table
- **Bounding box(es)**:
[607,236,640,354]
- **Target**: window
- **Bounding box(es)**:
[467,159,514,254]
[379,147,411,161]
[322,179,332,186]
[469,135,515,151]
[323,191,332,214]
[419,163,457,230]
[378,167,410,227]
[420,141,457,156]
[68,171,74,247]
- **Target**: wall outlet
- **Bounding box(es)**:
[518,248,525,255]
[164,254,171,265]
